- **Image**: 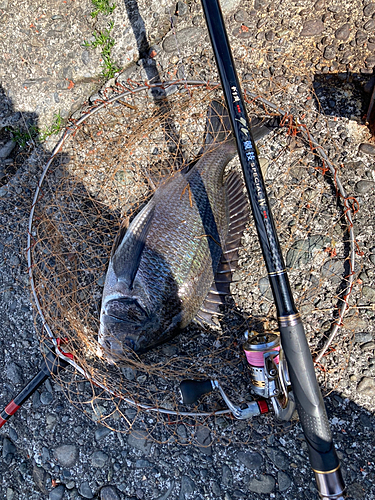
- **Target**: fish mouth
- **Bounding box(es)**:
[99,296,159,358]
[99,329,146,366]
[101,334,137,364]
[99,311,150,361]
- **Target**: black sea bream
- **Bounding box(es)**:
[98,101,278,359]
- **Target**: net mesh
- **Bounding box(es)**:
[1,62,366,444]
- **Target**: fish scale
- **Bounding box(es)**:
[139,141,236,321]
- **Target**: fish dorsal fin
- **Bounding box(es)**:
[111,218,129,260]
[179,101,233,176]
[249,115,281,142]
[181,103,280,176]
[205,100,233,146]
[111,205,155,289]
[194,170,249,326]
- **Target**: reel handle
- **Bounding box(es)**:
[179,379,214,405]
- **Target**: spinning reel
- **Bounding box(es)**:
[180,331,295,421]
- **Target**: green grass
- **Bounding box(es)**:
[39,111,64,142]
[6,112,64,148]
[84,21,120,79]
[91,0,116,18]
[6,125,39,149]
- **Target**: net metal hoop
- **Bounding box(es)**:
[26,80,356,417]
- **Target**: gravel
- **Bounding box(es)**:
[1,1,375,500]
[54,444,78,468]
[247,474,276,494]
[359,143,375,155]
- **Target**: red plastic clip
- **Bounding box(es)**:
[56,338,74,360]
[257,400,269,414]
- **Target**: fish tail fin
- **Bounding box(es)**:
[205,100,233,146]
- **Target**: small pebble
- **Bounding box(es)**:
[248,475,276,494]
[362,286,375,301]
[49,485,65,500]
[238,451,263,469]
[357,377,375,396]
[79,481,94,499]
[195,425,212,455]
[95,426,112,441]
[234,9,248,22]
[40,391,54,405]
[2,437,16,460]
[300,19,324,37]
[321,260,343,284]
[0,140,16,159]
[54,444,78,468]
[364,2,375,16]
[179,475,195,500]
[91,451,109,467]
[359,143,375,156]
[360,341,375,351]
[266,447,289,469]
[354,332,373,343]
[278,471,292,492]
[323,45,336,60]
[364,19,375,31]
[176,1,188,16]
[366,55,375,67]
[127,429,151,454]
[8,428,18,442]
[335,23,350,41]
[135,459,154,468]
[253,0,267,10]
[222,464,233,487]
[100,486,121,500]
[355,180,374,193]
[6,362,23,385]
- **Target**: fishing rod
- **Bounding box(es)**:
[199,0,346,498]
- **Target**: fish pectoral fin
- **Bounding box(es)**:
[111,205,155,288]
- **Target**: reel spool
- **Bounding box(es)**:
[244,331,295,421]
[243,332,280,399]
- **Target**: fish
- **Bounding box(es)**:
[98,100,279,360]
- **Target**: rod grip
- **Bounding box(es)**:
[279,319,340,473]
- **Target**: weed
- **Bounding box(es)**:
[84,21,115,50]
[6,125,39,149]
[84,21,120,79]
[6,112,64,148]
[91,0,116,18]
[39,111,64,142]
